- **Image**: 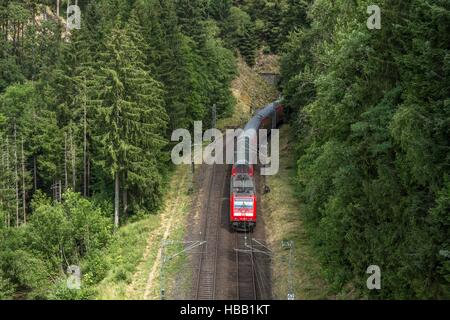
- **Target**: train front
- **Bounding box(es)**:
[230,173,256,231]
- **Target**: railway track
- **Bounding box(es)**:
[190,133,271,300]
[194,163,224,300]
[235,231,258,300]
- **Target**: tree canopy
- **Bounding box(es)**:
[280,0,450,299]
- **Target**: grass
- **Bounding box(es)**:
[94,215,161,299]
[159,212,192,300]
[262,125,335,300]
[94,165,193,300]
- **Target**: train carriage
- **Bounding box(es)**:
[230,174,257,231]
[230,100,284,232]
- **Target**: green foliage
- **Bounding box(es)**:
[209,0,232,21]
[0,40,25,92]
[94,22,168,215]
[229,0,311,54]
[0,226,50,298]
[0,191,112,299]
[281,0,450,298]
[46,277,95,300]
[0,81,60,191]
[222,6,258,66]
[28,191,112,267]
[0,270,14,300]
[175,0,209,43]
[0,0,238,299]
[135,0,237,130]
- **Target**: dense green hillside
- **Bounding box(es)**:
[0,0,448,300]
[279,0,449,298]
[0,0,238,299]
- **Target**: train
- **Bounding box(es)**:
[230,100,284,231]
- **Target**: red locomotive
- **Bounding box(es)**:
[231,161,254,177]
[230,173,257,231]
[230,100,284,231]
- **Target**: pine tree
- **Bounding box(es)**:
[198,21,236,121]
[141,0,205,130]
[209,0,232,21]
[95,23,168,228]
[222,6,258,66]
[175,0,209,45]
[47,3,104,196]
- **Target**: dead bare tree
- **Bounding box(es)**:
[13,124,19,227]
[1,141,6,227]
[21,137,26,224]
[123,172,128,219]
[83,83,88,197]
[71,129,76,191]
[114,173,120,229]
[5,136,10,228]
[64,132,68,191]
[33,110,37,190]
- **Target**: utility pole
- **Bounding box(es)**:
[33,156,37,191]
[160,240,206,300]
[282,240,295,300]
[160,240,166,300]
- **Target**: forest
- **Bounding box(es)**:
[0,0,448,300]
[280,0,449,298]
[0,0,241,299]
[0,0,308,300]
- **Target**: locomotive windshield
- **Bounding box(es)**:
[234,164,249,174]
[232,174,255,195]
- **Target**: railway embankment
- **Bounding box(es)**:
[262,125,337,299]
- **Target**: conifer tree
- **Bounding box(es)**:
[175,0,209,45]
[95,23,167,227]
[141,0,205,130]
[222,6,258,66]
